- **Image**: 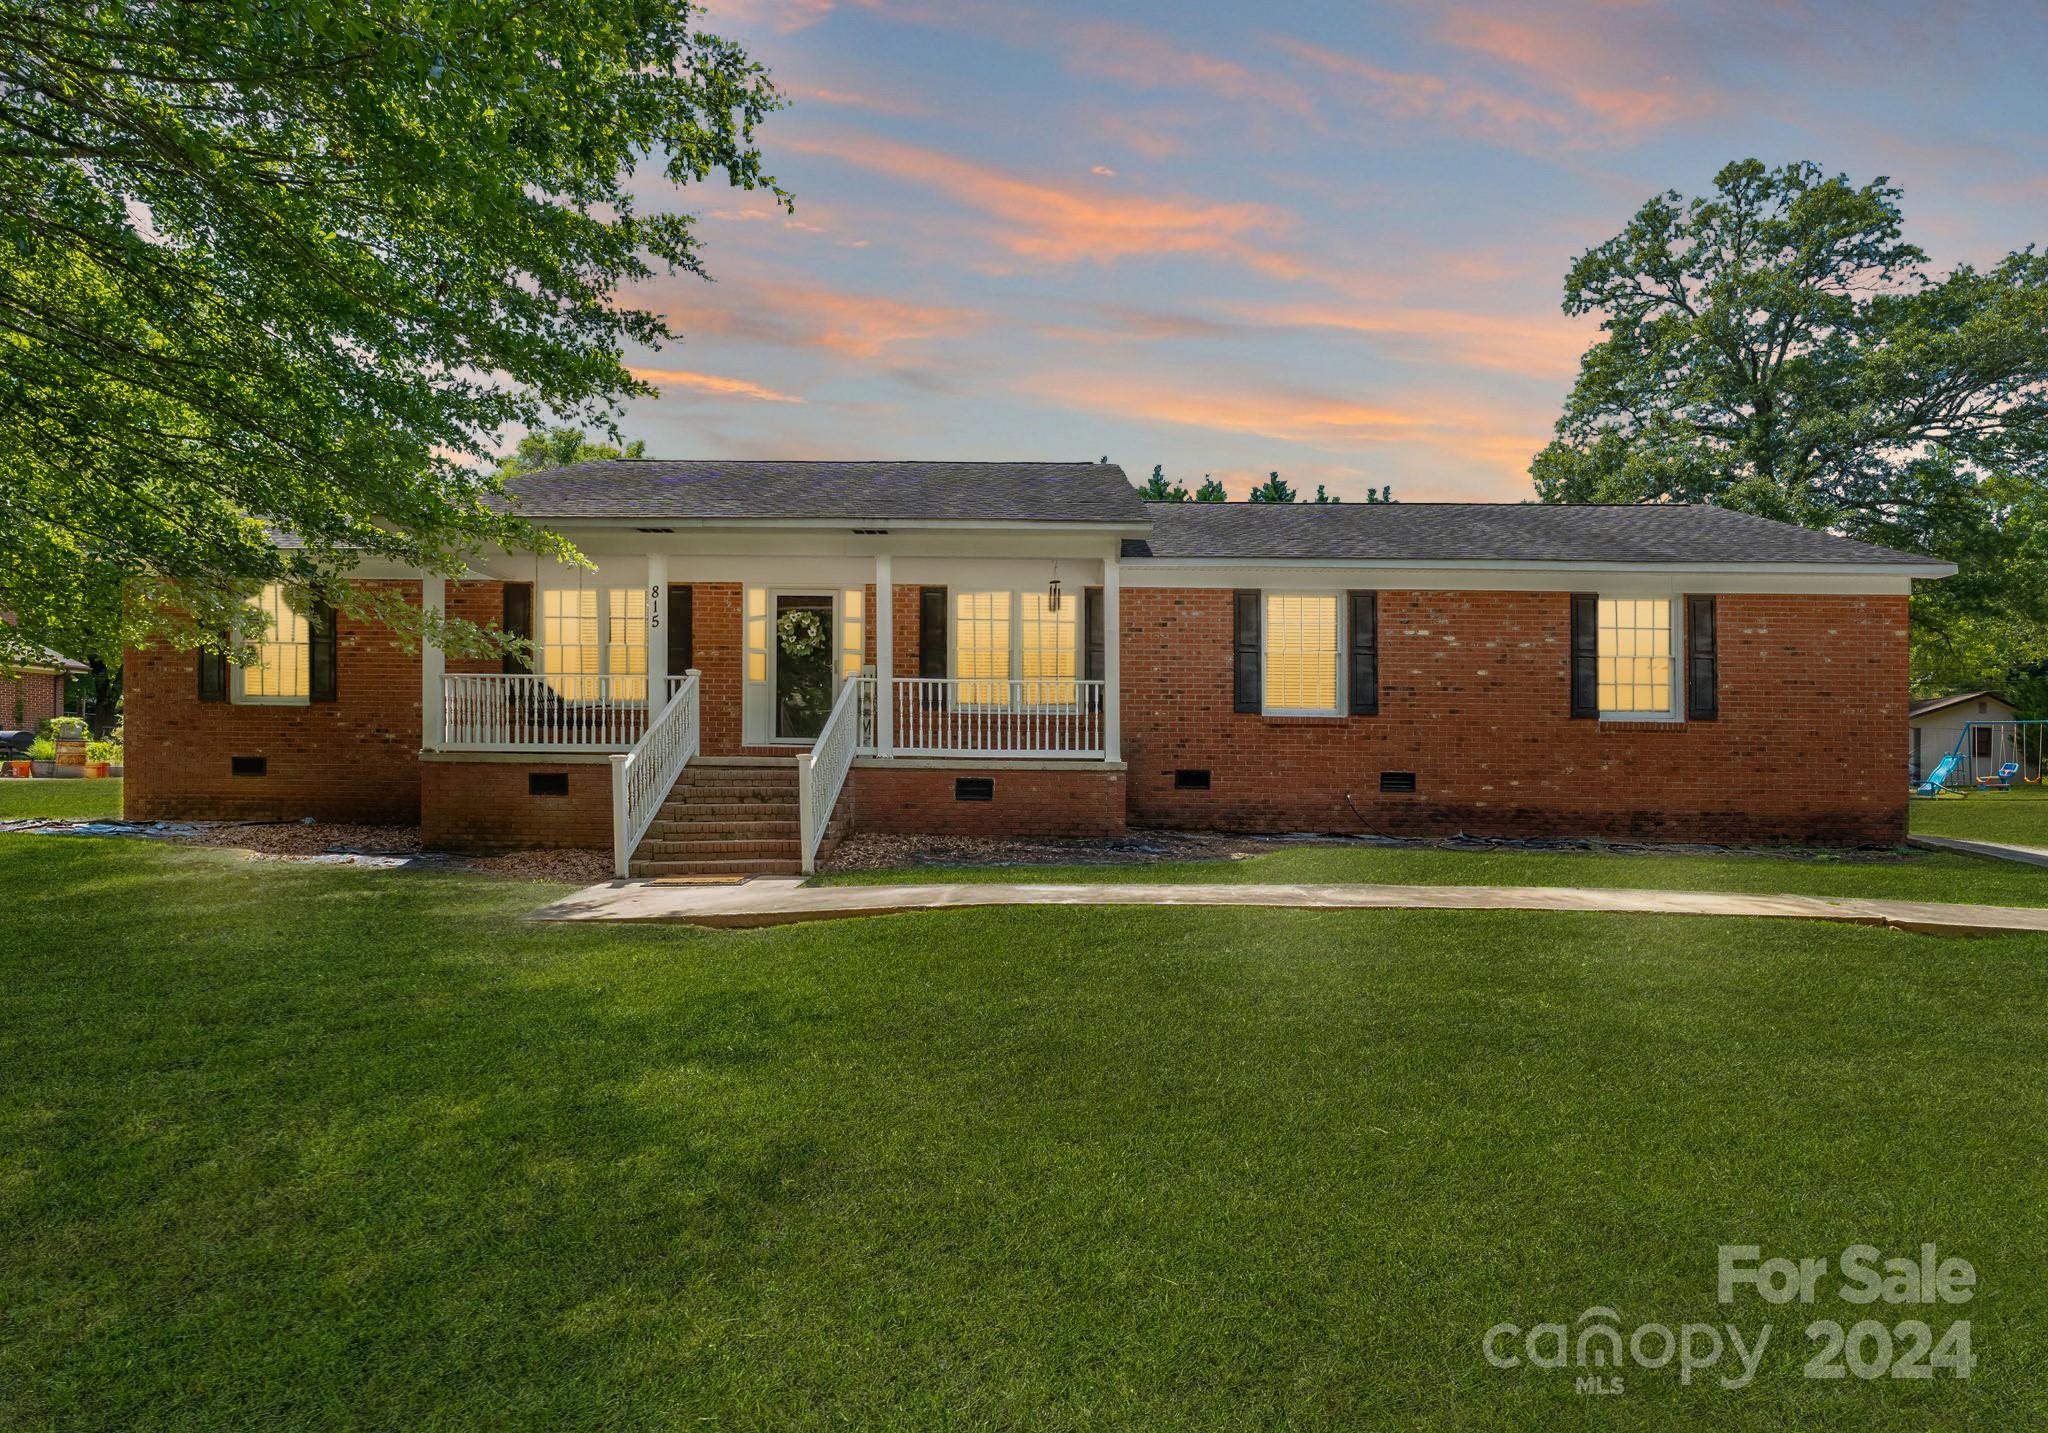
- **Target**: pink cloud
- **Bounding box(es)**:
[656,278,981,359]
[1025,372,1549,478]
[1430,7,1716,135]
[1249,303,1595,379]
[627,367,806,403]
[788,132,1302,274]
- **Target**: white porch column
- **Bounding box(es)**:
[646,551,668,711]
[1103,552,1121,762]
[874,552,894,757]
[420,574,446,751]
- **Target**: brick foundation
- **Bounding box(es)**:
[850,763,1126,838]
[419,758,612,852]
[1121,588,1909,845]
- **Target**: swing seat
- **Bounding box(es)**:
[1976,762,2020,790]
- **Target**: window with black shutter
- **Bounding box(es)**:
[1569,593,1599,718]
[667,584,694,674]
[1686,595,1718,721]
[1084,587,1105,683]
[501,583,533,675]
[919,586,947,679]
[1232,590,1261,713]
[1347,591,1378,716]
[308,601,338,702]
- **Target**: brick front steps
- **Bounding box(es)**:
[629,759,809,879]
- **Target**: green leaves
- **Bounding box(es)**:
[0,0,786,668]
[1536,159,2048,690]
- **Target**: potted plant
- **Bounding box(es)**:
[28,735,54,778]
[85,737,120,779]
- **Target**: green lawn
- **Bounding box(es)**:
[825,837,2048,908]
[6,835,2045,1428]
[1911,788,2048,848]
[0,776,122,822]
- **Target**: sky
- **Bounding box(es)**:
[596,0,2048,502]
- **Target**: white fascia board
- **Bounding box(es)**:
[1120,557,1949,595]
[526,517,1150,536]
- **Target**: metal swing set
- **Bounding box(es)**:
[1916,719,2048,796]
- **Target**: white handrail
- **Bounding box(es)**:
[796,675,866,874]
[609,668,700,878]
[444,672,654,752]
[871,676,1107,758]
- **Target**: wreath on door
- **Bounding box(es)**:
[777,607,828,658]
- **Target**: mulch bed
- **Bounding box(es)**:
[821,827,1922,873]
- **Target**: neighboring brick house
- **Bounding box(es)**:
[124,460,1950,872]
[2,643,84,731]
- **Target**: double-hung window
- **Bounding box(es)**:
[1595,597,1677,719]
[540,586,646,700]
[952,588,1083,706]
[236,583,310,703]
[1262,592,1342,715]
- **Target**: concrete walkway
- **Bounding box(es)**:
[1909,834,2048,871]
[527,876,2048,938]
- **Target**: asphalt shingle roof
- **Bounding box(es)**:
[497,459,1148,525]
[1119,502,1939,567]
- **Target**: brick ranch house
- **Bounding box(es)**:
[125,460,1952,875]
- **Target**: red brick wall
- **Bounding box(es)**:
[851,764,1126,838]
[419,759,610,851]
[688,582,746,755]
[2,670,63,730]
[1121,588,1910,845]
[124,580,428,823]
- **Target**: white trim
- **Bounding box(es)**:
[874,554,895,758]
[421,576,446,747]
[1121,556,1954,577]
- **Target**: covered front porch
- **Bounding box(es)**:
[414,538,1126,873]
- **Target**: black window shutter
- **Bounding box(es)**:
[667,584,693,673]
[1686,595,1718,721]
[197,646,228,702]
[1232,590,1262,714]
[1348,591,1378,716]
[1084,587,1105,683]
[1570,593,1599,719]
[501,583,533,675]
[919,587,947,678]
[309,601,338,702]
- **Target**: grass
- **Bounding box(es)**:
[823,837,2048,908]
[6,834,2047,1428]
[0,777,122,822]
[1911,787,2048,848]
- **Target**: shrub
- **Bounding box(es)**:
[87,740,121,763]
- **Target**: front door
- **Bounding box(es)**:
[774,593,836,740]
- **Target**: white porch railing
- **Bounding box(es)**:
[796,675,864,874]
[443,672,656,752]
[609,668,700,878]
[871,676,1107,758]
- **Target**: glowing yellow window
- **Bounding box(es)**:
[954,591,1012,706]
[1263,593,1339,714]
[746,587,768,683]
[239,583,309,701]
[606,587,648,701]
[840,589,865,678]
[540,588,600,700]
[1018,591,1077,705]
[1596,598,1673,714]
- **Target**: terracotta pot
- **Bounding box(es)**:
[85,761,110,779]
[3,760,28,778]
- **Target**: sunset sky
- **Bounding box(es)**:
[602,0,2048,502]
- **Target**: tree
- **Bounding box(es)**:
[1248,471,1297,503]
[1533,159,2048,688]
[497,428,648,480]
[1137,464,1189,502]
[1364,485,1395,504]
[0,0,787,669]
[1194,476,1228,502]
[1312,484,1340,504]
